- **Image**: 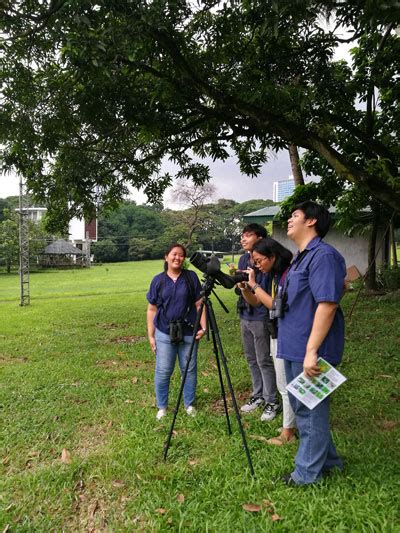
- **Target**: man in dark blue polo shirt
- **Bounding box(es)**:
[277,201,346,486]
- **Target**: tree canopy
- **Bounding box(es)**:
[1,1,400,229]
[91,196,273,263]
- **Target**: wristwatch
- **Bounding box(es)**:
[252,283,260,293]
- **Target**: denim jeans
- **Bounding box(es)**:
[240,319,277,403]
[154,328,198,409]
[284,359,343,485]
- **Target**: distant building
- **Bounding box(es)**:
[16,206,97,252]
[273,176,295,202]
[69,217,98,244]
[15,207,47,223]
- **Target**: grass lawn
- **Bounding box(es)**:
[0,261,399,531]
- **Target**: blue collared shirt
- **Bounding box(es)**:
[277,237,346,365]
[147,270,201,336]
[238,252,270,321]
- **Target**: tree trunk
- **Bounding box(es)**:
[366,210,379,290]
[390,220,398,269]
[288,144,304,186]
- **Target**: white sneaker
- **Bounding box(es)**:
[156,408,167,420]
[260,402,282,422]
[240,396,265,413]
[185,405,196,417]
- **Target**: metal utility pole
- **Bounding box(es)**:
[85,231,91,268]
[19,175,30,306]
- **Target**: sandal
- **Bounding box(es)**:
[267,433,296,446]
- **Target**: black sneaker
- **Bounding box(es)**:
[273,473,298,486]
[240,396,265,413]
[260,402,282,421]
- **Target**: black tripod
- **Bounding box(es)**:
[163,275,255,476]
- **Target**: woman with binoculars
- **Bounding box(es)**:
[239,237,297,446]
[146,243,206,421]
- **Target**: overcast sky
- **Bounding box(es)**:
[0,149,296,205]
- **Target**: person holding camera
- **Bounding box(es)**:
[240,237,296,446]
[274,201,345,485]
[147,243,206,420]
[236,224,279,422]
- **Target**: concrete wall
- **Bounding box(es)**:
[272,223,385,275]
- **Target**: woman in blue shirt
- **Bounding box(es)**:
[147,244,206,420]
[240,237,296,446]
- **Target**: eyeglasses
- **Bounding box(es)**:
[241,232,256,239]
[252,256,268,266]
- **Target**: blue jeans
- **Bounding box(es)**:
[154,329,198,409]
[284,360,343,485]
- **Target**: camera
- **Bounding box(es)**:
[232,271,249,283]
[190,252,236,289]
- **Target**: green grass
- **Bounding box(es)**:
[1,262,399,531]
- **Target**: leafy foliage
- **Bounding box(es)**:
[1,1,400,230]
[91,197,273,263]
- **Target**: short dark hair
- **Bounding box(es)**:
[252,237,293,275]
[164,243,187,271]
[292,201,331,238]
[242,223,267,238]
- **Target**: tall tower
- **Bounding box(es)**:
[18,176,30,306]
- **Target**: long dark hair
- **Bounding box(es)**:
[252,237,292,275]
[163,243,187,271]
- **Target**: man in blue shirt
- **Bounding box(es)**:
[237,224,279,422]
[277,201,346,485]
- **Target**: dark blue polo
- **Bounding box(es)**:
[147,270,201,336]
[277,237,346,365]
[238,253,270,321]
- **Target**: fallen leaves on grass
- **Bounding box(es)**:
[61,448,72,464]
[249,434,269,443]
[377,420,398,431]
[155,508,167,515]
[124,399,134,404]
[112,480,126,488]
[242,499,283,521]
[188,458,200,466]
[131,377,138,384]
[27,450,40,457]
[176,494,185,504]
[89,500,99,519]
[111,335,146,344]
[242,503,262,512]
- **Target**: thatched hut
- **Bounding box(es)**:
[40,239,85,267]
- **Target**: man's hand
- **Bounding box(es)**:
[303,348,321,377]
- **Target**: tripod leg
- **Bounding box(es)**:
[207,300,255,476]
[163,301,204,461]
[206,304,232,435]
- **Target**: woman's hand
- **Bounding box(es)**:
[149,335,156,353]
[195,328,206,341]
[246,268,256,288]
